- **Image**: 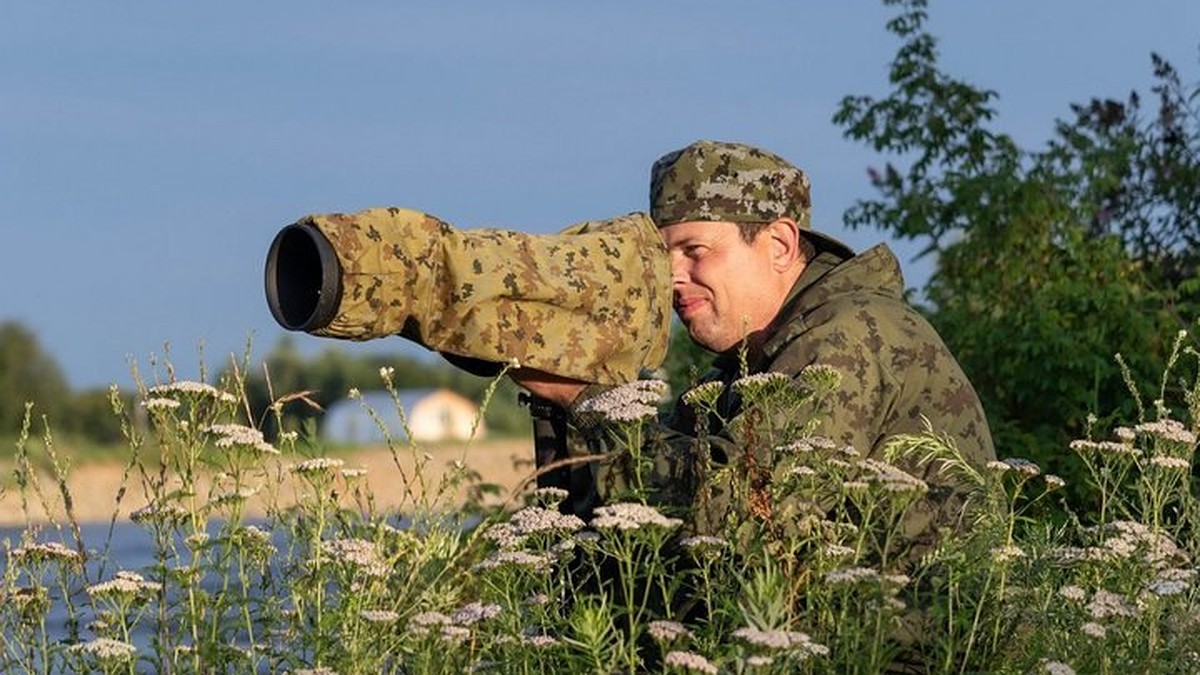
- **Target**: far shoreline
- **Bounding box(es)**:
[0,438,537,528]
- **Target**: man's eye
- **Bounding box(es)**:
[684,245,707,258]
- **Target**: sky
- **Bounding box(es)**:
[3,1,1198,392]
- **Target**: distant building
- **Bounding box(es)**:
[322,388,485,445]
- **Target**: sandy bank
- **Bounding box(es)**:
[0,438,539,527]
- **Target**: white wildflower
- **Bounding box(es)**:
[1080,621,1107,639]
[452,602,501,626]
[130,500,189,524]
[679,535,729,550]
[1135,419,1197,446]
[359,609,400,623]
[664,650,718,674]
[529,486,570,506]
[87,570,161,597]
[731,372,793,398]
[473,550,556,573]
[408,611,451,636]
[825,566,878,585]
[1069,439,1141,458]
[506,506,586,535]
[142,397,181,411]
[681,381,724,408]
[1087,589,1139,619]
[523,634,560,648]
[440,625,471,642]
[1001,457,1041,476]
[9,541,83,565]
[68,637,137,661]
[1147,579,1188,597]
[1149,456,1190,471]
[1044,474,1066,489]
[1041,659,1076,675]
[147,380,237,404]
[732,627,828,656]
[782,436,839,453]
[576,379,667,422]
[859,459,928,494]
[290,457,346,474]
[590,502,682,530]
[1058,585,1087,602]
[648,620,692,642]
[819,544,856,558]
[321,538,389,578]
[991,545,1026,563]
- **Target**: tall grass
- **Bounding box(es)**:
[3,332,1200,673]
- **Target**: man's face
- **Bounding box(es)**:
[660,220,785,354]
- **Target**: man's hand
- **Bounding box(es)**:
[509,368,591,408]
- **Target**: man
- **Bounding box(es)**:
[514,140,995,542]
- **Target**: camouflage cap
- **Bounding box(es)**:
[649,140,854,258]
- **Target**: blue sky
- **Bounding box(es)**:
[3,2,1197,391]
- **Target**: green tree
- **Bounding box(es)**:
[833,0,1198,499]
[0,320,71,441]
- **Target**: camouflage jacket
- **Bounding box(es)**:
[566,244,995,553]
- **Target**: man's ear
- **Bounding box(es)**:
[763,217,803,272]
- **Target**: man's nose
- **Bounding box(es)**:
[669,252,689,284]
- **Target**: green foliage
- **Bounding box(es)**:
[6,330,1200,672]
[0,320,71,439]
[660,319,715,397]
[833,0,1200,502]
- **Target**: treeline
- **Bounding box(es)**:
[0,323,534,450]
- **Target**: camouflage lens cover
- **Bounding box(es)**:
[297,207,671,384]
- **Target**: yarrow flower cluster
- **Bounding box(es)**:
[679,535,729,550]
[1133,418,1197,446]
[857,459,928,494]
[147,380,237,404]
[991,544,1026,563]
[731,372,796,403]
[1069,439,1142,459]
[9,541,83,566]
[142,397,181,411]
[825,566,879,585]
[473,550,556,573]
[648,620,693,642]
[451,601,501,626]
[290,457,346,475]
[590,502,683,531]
[988,457,1041,477]
[663,650,718,674]
[681,381,724,409]
[732,627,830,657]
[359,609,400,623]
[1086,589,1139,620]
[87,570,162,598]
[780,436,840,454]
[206,423,280,455]
[130,500,189,525]
[320,538,389,578]
[576,379,668,422]
[68,637,137,661]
